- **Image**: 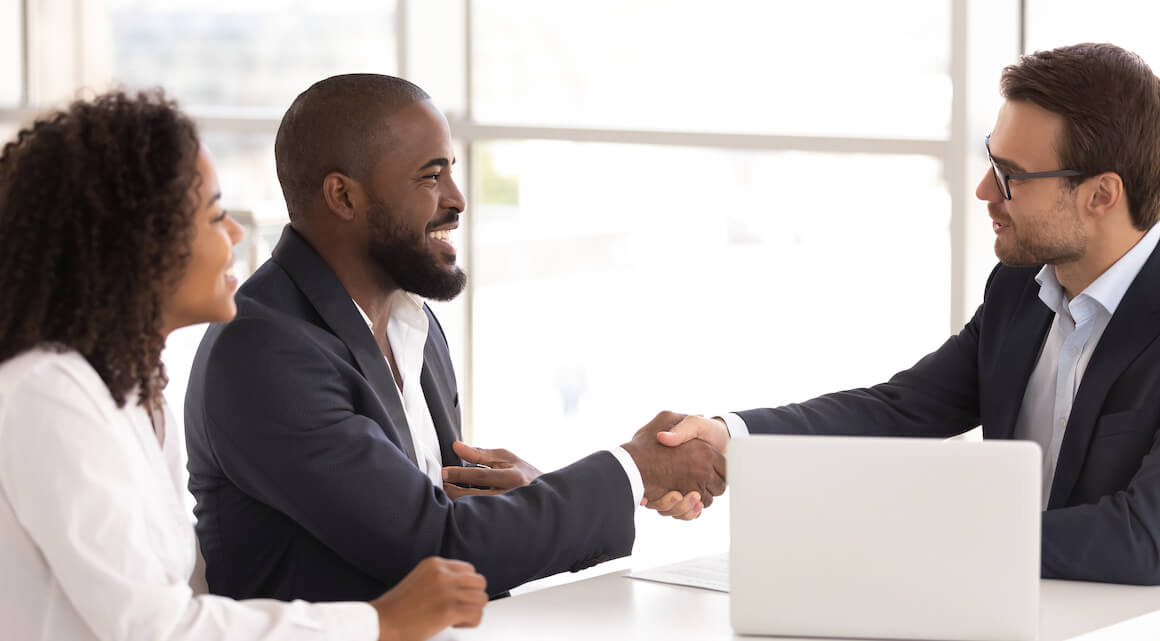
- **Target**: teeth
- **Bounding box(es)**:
[429,229,453,244]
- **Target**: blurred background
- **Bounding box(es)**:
[2,0,1156,589]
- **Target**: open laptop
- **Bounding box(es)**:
[729,435,1041,641]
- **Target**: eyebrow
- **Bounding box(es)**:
[418,157,454,171]
[989,153,1026,174]
[209,191,222,205]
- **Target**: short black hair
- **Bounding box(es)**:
[274,74,430,222]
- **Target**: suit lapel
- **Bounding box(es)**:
[421,356,462,466]
[985,278,1054,440]
[1049,244,1160,508]
[270,225,418,463]
[419,305,463,466]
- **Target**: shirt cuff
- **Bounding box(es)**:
[720,413,750,438]
[317,601,378,641]
[608,446,646,507]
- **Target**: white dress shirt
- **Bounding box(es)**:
[353,294,644,504]
[355,291,445,484]
[1017,223,1160,508]
[724,223,1160,512]
[0,349,377,641]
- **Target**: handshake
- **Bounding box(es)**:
[442,411,732,522]
[622,411,731,521]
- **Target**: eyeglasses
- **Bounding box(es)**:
[984,134,1085,200]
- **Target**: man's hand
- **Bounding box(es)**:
[646,490,704,520]
[656,414,731,452]
[622,411,727,507]
[641,414,731,519]
[370,557,487,641]
[441,441,543,499]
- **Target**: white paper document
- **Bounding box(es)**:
[626,553,729,593]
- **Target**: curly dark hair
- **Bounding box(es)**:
[0,90,200,408]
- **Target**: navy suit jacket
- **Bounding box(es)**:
[737,246,1160,584]
[185,226,634,601]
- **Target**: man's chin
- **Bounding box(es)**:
[996,252,1035,267]
[994,241,1029,267]
[404,267,467,301]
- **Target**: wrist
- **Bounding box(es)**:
[376,620,400,641]
[370,600,400,641]
[620,440,642,467]
[699,416,730,451]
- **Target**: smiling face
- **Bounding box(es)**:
[976,100,1088,267]
[161,146,245,333]
[361,99,467,300]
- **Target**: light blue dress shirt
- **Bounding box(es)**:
[1018,223,1160,508]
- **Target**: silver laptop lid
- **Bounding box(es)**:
[729,435,1040,641]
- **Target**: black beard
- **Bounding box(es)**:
[366,198,467,301]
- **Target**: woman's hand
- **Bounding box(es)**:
[370,557,488,641]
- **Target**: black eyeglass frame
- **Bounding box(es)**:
[984,134,1086,200]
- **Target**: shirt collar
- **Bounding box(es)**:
[352,290,428,333]
[1035,222,1160,321]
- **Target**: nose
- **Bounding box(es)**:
[226,213,245,245]
[976,168,1001,203]
[443,174,467,214]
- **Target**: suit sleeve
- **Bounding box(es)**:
[736,303,984,438]
[1042,429,1160,585]
[197,317,634,594]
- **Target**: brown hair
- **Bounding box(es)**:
[1001,43,1160,230]
[0,90,200,408]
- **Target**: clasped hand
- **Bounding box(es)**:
[622,411,728,521]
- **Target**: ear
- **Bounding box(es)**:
[1084,171,1124,220]
[321,172,361,222]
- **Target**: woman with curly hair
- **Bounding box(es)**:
[0,90,487,641]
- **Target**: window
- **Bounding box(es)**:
[472,0,950,139]
[470,141,949,471]
[0,0,20,106]
[100,0,397,109]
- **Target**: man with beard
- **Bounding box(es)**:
[184,74,725,603]
[653,43,1160,585]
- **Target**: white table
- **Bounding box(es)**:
[434,562,1160,641]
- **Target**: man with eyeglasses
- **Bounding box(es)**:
[651,42,1160,584]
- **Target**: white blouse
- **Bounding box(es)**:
[0,349,377,641]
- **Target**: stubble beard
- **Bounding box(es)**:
[993,196,1087,267]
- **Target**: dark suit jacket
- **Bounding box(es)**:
[185,226,634,602]
[737,246,1160,585]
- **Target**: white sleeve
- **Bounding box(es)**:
[720,413,750,438]
[0,359,378,641]
[607,447,645,506]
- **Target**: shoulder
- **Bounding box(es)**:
[983,263,1042,301]
[198,313,350,406]
[0,348,108,404]
[210,259,335,361]
[230,259,336,342]
[0,348,118,448]
[204,314,334,370]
